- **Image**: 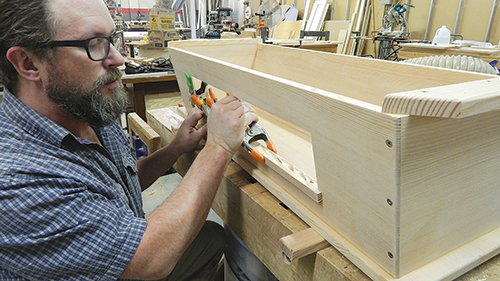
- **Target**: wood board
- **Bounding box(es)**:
[382,74,500,118]
[273,21,303,39]
[127,112,161,154]
[168,39,500,280]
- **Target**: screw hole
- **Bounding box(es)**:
[388,252,394,259]
[387,199,393,206]
[386,140,393,148]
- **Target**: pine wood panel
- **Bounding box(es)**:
[398,111,500,274]
[382,77,500,118]
[168,39,500,280]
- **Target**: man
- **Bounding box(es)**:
[0,0,258,280]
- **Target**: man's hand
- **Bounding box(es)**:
[169,107,207,155]
[206,95,258,155]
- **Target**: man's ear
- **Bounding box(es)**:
[6,47,43,83]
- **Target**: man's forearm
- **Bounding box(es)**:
[136,144,184,190]
[120,142,232,280]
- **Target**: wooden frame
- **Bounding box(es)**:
[127,112,161,155]
[168,39,500,280]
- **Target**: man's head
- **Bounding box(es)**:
[0,0,58,91]
[0,0,127,128]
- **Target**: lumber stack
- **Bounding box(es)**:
[341,0,372,55]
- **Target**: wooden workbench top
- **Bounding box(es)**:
[121,71,176,84]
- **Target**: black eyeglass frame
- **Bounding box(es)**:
[40,31,123,61]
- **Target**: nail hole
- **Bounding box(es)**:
[386,140,393,148]
[388,252,394,259]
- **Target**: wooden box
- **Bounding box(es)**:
[168,39,500,280]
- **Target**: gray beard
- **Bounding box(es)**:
[46,68,128,128]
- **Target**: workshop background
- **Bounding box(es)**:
[115,0,500,57]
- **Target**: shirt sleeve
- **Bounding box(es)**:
[0,175,147,281]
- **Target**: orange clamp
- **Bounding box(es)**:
[209,88,217,102]
[250,148,265,165]
[191,95,203,110]
[206,97,214,108]
[267,140,277,153]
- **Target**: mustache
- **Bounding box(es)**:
[95,69,122,88]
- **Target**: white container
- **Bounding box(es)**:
[432,25,451,45]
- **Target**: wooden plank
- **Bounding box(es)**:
[322,20,351,44]
[273,21,302,39]
[280,227,330,261]
[146,106,185,147]
[382,77,500,118]
[304,0,329,38]
[127,112,161,154]
[253,144,322,202]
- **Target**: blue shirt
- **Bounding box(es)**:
[0,89,147,280]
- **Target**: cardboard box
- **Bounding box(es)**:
[147,29,164,48]
[168,39,500,280]
[149,11,159,30]
[148,7,177,47]
[159,8,176,31]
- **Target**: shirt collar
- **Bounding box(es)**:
[1,88,78,148]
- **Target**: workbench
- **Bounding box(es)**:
[122,71,177,120]
[145,106,500,281]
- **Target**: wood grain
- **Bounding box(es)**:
[127,112,161,154]
[168,39,500,280]
[382,77,500,118]
[280,228,330,261]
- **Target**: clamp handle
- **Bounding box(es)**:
[191,94,203,110]
[185,72,194,91]
[267,140,277,153]
[250,149,266,165]
[209,88,218,102]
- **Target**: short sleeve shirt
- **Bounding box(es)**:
[0,89,147,280]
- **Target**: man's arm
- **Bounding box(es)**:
[136,108,207,190]
[120,96,258,280]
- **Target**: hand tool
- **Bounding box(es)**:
[242,122,277,164]
[190,94,211,117]
[191,89,277,164]
[208,88,218,103]
[185,72,208,99]
[185,72,195,96]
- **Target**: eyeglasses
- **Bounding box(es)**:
[40,31,123,61]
